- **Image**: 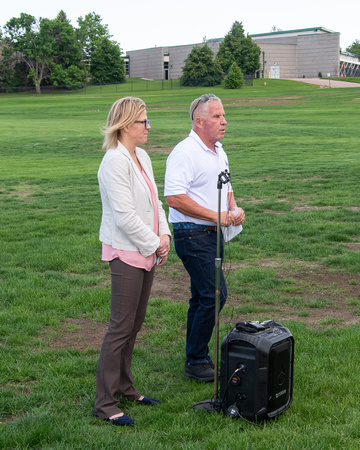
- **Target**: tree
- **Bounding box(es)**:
[346,40,360,56]
[56,10,71,24]
[77,12,110,63]
[0,55,29,89]
[0,26,29,88]
[215,21,261,75]
[224,62,244,89]
[90,36,125,83]
[1,13,85,93]
[181,44,223,86]
[1,14,44,93]
[46,16,86,86]
[76,12,125,83]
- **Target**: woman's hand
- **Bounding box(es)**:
[156,255,167,267]
[156,235,170,259]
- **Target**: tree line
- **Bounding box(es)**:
[0,11,125,93]
[0,13,263,93]
[3,12,357,94]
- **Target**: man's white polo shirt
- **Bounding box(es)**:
[164,129,232,225]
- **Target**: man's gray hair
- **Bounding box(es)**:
[190,94,222,122]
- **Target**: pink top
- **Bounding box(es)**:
[102,168,159,271]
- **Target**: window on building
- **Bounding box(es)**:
[123,57,130,76]
[164,61,169,80]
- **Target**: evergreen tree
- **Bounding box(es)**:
[181,44,223,86]
[56,10,71,23]
[216,21,261,75]
[48,17,85,86]
[224,62,244,89]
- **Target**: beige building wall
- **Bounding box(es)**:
[127,47,164,79]
[255,43,298,78]
[126,28,341,80]
[297,33,340,77]
[252,30,340,78]
[127,41,220,80]
[166,41,220,79]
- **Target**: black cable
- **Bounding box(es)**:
[192,397,222,414]
[237,413,262,428]
[220,368,242,404]
[220,368,263,429]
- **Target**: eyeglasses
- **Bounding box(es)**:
[134,119,150,128]
[191,94,216,120]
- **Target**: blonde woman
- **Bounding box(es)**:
[94,97,171,426]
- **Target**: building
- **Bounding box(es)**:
[125,39,221,80]
[340,52,360,77]
[252,27,340,78]
[125,27,360,80]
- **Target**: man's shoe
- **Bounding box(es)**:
[184,362,214,382]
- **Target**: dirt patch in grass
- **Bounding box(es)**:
[48,259,359,351]
[48,318,108,351]
[227,100,308,107]
[152,260,360,327]
[273,267,360,327]
[148,146,173,155]
[2,184,36,202]
[222,96,308,107]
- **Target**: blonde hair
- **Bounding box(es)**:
[102,97,146,150]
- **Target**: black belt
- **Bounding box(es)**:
[172,222,217,231]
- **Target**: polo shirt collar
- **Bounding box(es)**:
[189,129,222,154]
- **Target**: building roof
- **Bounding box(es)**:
[251,27,337,38]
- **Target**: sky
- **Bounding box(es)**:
[1,0,359,53]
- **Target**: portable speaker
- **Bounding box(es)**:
[220,320,294,420]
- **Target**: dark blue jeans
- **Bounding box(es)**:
[174,228,227,365]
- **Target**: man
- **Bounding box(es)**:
[164,94,245,382]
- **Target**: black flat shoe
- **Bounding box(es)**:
[137,396,159,405]
[107,414,134,426]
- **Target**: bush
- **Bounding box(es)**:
[224,62,244,89]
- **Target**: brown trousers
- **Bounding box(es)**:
[93,258,155,418]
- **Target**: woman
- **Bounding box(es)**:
[93,97,171,426]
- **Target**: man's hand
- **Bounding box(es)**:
[220,210,235,227]
[232,207,245,227]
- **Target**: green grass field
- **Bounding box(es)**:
[0,79,360,449]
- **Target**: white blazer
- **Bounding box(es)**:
[98,141,170,257]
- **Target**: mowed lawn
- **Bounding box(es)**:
[0,79,359,449]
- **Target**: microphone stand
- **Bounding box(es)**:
[214,169,230,400]
[193,170,230,413]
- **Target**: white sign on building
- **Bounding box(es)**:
[271,65,281,78]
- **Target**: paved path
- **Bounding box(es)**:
[286,78,360,88]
